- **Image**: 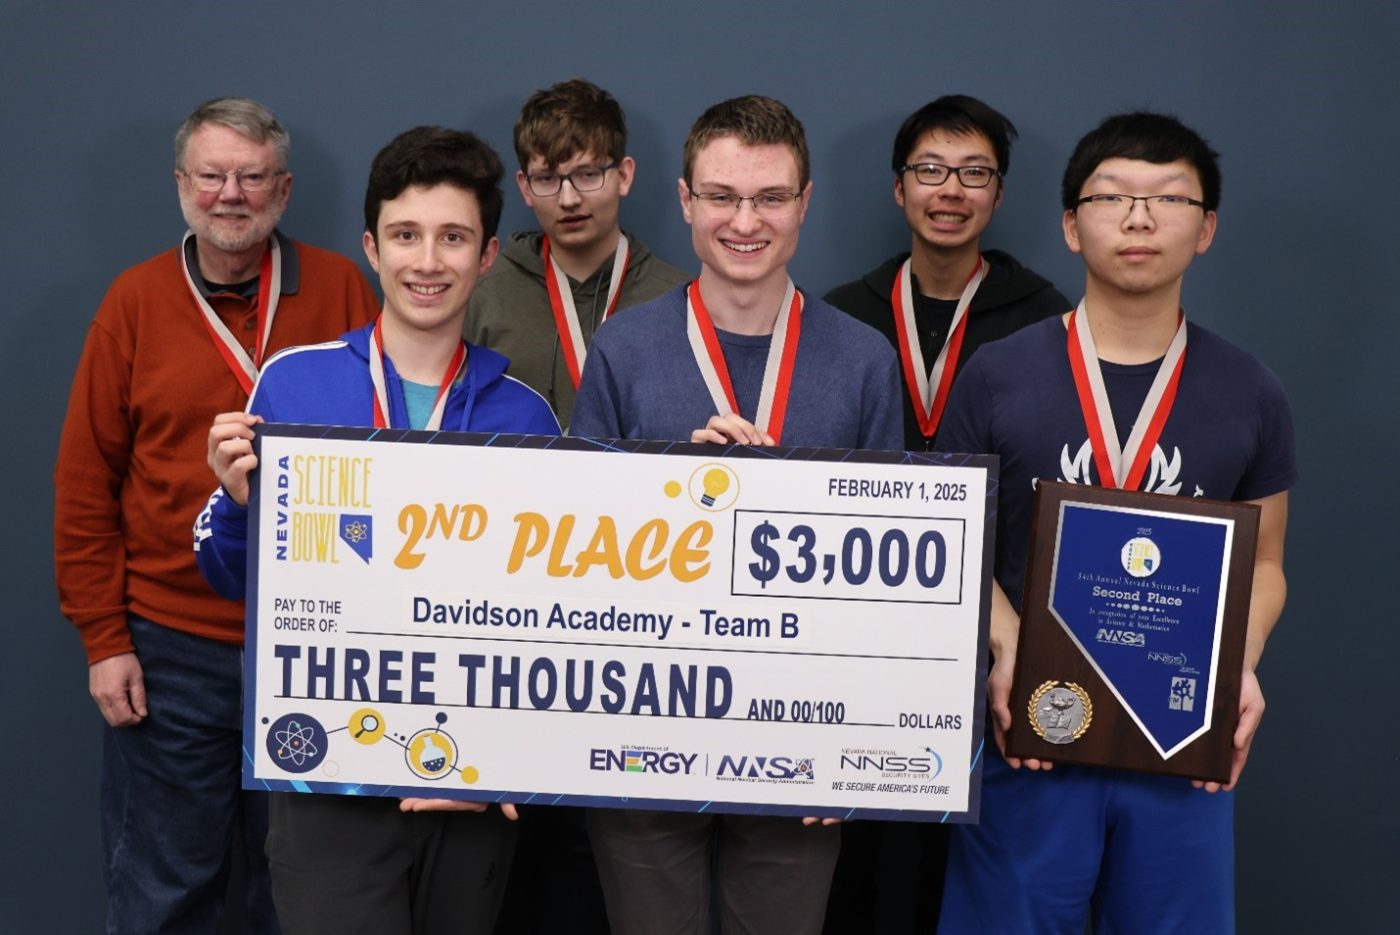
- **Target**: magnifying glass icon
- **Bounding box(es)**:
[348,708,384,745]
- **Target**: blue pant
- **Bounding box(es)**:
[939,750,1234,935]
[100,617,276,934]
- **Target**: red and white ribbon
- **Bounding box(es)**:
[1066,299,1187,490]
[180,230,282,396]
[890,254,988,440]
[685,278,802,444]
[369,316,466,430]
[543,234,630,389]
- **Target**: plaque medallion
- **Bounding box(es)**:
[1027,680,1092,744]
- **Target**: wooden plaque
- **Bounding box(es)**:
[1005,481,1259,783]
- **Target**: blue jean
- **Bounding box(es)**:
[100,616,277,934]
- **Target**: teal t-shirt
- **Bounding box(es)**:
[401,380,439,430]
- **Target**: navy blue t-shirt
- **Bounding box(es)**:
[935,316,1297,609]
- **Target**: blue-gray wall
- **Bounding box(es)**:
[3,1,1394,930]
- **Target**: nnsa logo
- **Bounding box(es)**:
[1096,627,1146,647]
[715,755,814,783]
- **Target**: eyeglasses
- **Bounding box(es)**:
[899,163,1001,188]
[524,162,619,197]
[1076,194,1207,215]
[182,167,286,193]
[689,191,803,215]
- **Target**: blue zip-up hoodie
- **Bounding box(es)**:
[194,323,561,599]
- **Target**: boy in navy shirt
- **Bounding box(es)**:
[936,112,1295,934]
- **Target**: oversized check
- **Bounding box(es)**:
[244,424,996,822]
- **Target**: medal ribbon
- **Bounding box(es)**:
[542,234,630,390]
[685,278,802,444]
[889,254,988,439]
[368,316,467,430]
[1066,299,1187,489]
[180,230,282,396]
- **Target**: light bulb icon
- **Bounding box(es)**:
[701,468,730,507]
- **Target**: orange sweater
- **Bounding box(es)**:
[54,237,379,664]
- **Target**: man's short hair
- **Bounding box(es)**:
[1061,111,1222,212]
[682,96,810,189]
[174,97,289,170]
[514,78,627,171]
[891,94,1018,177]
[363,126,504,246]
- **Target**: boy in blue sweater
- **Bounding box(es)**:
[572,95,900,935]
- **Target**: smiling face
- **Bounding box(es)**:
[363,183,499,339]
[517,150,634,263]
[176,122,290,256]
[1063,157,1216,300]
[895,128,1002,255]
[679,136,811,293]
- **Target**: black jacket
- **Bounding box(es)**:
[825,250,1070,450]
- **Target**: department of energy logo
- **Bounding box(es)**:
[588,746,700,775]
[1120,537,1161,578]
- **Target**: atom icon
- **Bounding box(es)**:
[275,721,320,765]
[343,520,369,544]
[265,712,328,773]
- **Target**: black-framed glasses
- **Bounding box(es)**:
[1076,193,1207,215]
[688,191,803,215]
[524,162,620,197]
[898,163,1001,188]
[181,167,286,193]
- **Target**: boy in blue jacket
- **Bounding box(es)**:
[196,125,558,934]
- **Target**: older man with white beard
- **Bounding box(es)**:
[53,97,378,934]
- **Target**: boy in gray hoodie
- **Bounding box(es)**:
[466,78,687,430]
